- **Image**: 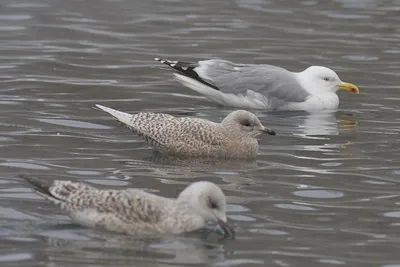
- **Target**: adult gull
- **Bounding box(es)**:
[154,58,359,111]
[20,175,234,237]
[95,104,275,158]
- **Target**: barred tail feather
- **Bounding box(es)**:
[19,174,66,207]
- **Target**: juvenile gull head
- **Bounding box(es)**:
[20,174,234,237]
[221,110,276,137]
[154,57,359,111]
[95,104,275,158]
[178,181,233,236]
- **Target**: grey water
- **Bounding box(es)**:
[1,0,400,266]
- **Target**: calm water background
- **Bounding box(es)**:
[1,0,400,266]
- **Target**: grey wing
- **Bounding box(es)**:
[195,60,310,105]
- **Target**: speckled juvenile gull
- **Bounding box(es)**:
[154,57,359,111]
[20,175,234,237]
[95,104,276,158]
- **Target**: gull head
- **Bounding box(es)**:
[299,66,359,95]
[178,181,234,237]
[221,110,276,137]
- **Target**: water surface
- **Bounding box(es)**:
[1,0,400,266]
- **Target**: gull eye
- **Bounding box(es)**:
[242,120,252,127]
[208,199,218,209]
[323,77,330,81]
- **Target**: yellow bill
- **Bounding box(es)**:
[337,82,359,94]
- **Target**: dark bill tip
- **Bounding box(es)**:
[263,128,276,136]
[218,219,235,239]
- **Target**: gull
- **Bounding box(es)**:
[20,174,234,237]
[154,57,359,111]
[95,104,276,158]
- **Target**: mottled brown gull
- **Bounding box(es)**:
[154,57,359,111]
[95,104,276,158]
[20,175,234,237]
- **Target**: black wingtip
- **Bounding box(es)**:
[154,57,168,65]
[154,57,177,68]
[154,57,220,91]
[19,174,53,196]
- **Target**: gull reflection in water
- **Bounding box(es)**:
[41,225,227,266]
[293,111,358,140]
